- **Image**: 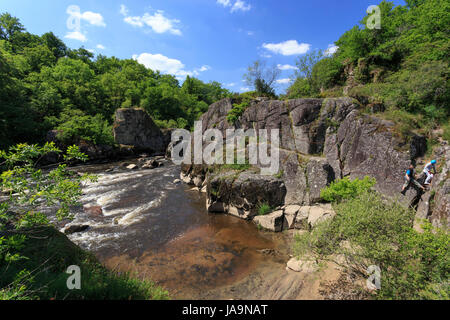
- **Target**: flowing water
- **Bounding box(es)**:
[57,159,287,299]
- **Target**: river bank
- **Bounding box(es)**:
[57,157,320,299]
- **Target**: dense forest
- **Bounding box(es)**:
[286,0,449,141]
[0,13,232,150]
[1,0,449,151]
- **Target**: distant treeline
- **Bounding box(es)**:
[0,13,232,149]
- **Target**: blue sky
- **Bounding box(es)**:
[0,0,405,93]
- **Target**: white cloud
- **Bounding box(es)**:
[324,44,339,57]
[277,64,297,71]
[120,4,128,16]
[124,16,144,27]
[87,48,95,54]
[259,52,272,58]
[231,0,251,13]
[64,6,105,42]
[197,65,211,72]
[262,40,311,56]
[121,5,182,36]
[133,53,184,74]
[240,86,251,92]
[225,82,236,87]
[81,11,106,27]
[216,0,251,13]
[276,78,292,84]
[65,31,87,42]
[133,53,210,78]
[217,0,232,7]
[66,6,106,27]
[96,44,106,50]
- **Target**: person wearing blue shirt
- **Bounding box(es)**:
[401,164,425,195]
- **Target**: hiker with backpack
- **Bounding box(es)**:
[422,160,437,186]
[401,164,425,195]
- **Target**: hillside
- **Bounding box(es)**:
[286,0,449,145]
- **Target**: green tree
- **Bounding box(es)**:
[41,32,67,59]
[49,109,114,146]
[244,60,280,97]
[0,13,24,41]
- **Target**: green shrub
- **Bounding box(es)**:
[443,123,450,142]
[227,91,264,124]
[381,108,427,138]
[0,227,169,300]
[48,109,114,146]
[0,144,168,300]
[227,101,249,124]
[258,203,272,216]
[294,191,449,300]
[320,176,376,203]
[154,117,189,129]
[222,163,251,171]
[287,78,312,98]
[274,170,284,179]
[311,57,343,92]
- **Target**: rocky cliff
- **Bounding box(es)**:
[113,108,171,154]
[417,145,450,228]
[181,97,448,231]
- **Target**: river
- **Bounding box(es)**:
[58,158,291,299]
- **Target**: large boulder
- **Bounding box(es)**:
[276,151,335,206]
[283,205,301,230]
[306,158,335,203]
[207,171,287,220]
[253,210,285,232]
[113,108,168,154]
[307,204,336,228]
[292,204,336,229]
[286,258,318,273]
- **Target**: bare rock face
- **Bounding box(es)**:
[83,206,103,217]
[427,146,450,228]
[180,97,446,231]
[113,108,168,153]
[306,159,335,203]
[207,171,287,220]
[253,210,285,232]
[324,111,426,206]
[200,98,234,134]
[432,179,450,228]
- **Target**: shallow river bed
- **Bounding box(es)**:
[61,159,291,299]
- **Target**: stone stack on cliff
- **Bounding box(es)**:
[180,97,448,231]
